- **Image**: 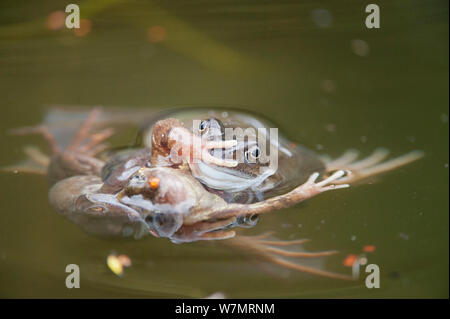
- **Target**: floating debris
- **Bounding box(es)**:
[363,245,376,253]
[147,25,167,43]
[343,254,358,267]
[73,19,92,37]
[107,254,123,276]
[107,253,132,276]
[117,254,132,267]
[46,11,65,30]
[389,271,400,279]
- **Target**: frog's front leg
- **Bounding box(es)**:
[151,118,238,168]
[204,170,349,220]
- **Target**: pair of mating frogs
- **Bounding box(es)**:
[5,107,423,280]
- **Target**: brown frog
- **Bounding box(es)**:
[5,107,424,280]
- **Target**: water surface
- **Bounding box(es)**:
[0,0,448,298]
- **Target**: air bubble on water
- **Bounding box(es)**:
[359,257,368,266]
[351,235,357,241]
[360,136,367,143]
[351,39,370,57]
[321,80,336,93]
[204,292,226,299]
[398,232,410,240]
[311,9,333,28]
[325,123,337,132]
[441,113,448,123]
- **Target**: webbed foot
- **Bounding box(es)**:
[323,148,424,184]
[224,232,353,280]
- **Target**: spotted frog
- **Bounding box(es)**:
[5,107,423,280]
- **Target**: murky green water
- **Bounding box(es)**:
[0,0,448,298]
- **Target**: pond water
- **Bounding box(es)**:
[0,0,448,298]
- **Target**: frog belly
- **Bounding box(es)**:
[191,161,275,193]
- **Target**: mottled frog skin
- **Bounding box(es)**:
[145,109,326,203]
[5,107,423,280]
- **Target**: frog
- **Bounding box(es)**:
[147,111,328,204]
[5,107,424,280]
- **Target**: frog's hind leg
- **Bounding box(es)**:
[65,108,114,156]
[224,233,353,280]
[324,148,424,184]
[5,124,57,174]
[9,125,60,155]
[1,145,49,175]
[321,149,360,171]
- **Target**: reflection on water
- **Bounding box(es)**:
[0,0,448,298]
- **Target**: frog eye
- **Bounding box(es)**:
[237,214,259,227]
[160,132,168,147]
[130,174,146,183]
[199,120,208,133]
[89,206,105,213]
[245,146,261,162]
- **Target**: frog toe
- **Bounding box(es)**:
[324,149,424,184]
